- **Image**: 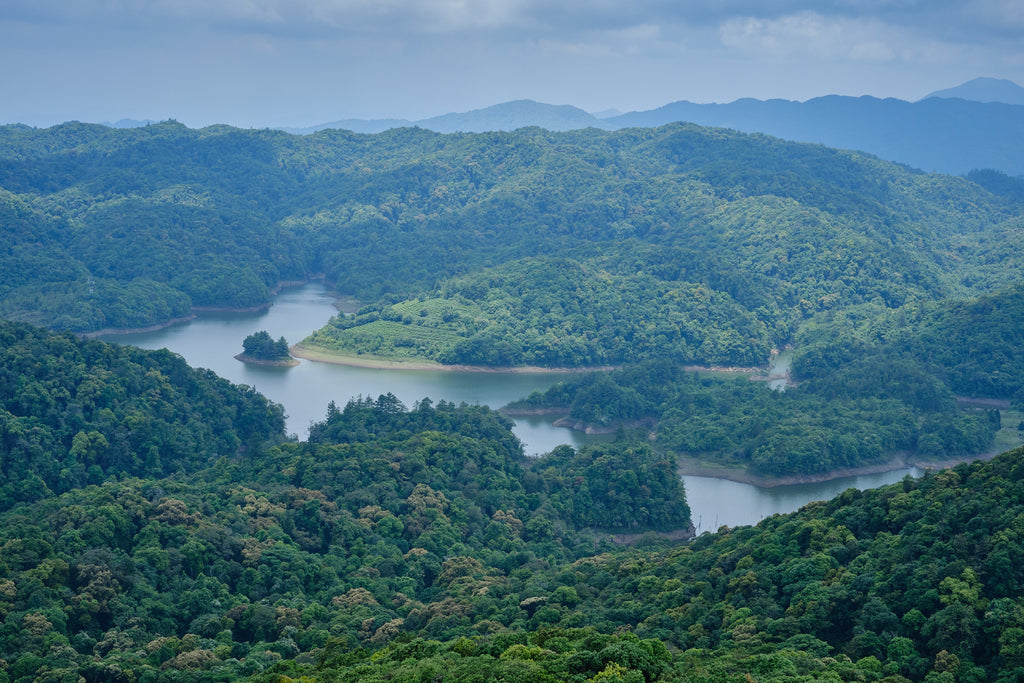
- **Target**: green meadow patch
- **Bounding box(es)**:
[302,297,482,362]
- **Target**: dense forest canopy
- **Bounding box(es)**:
[0,324,690,681]
[3,323,1024,681]
[792,281,1024,402]
[2,120,1024,370]
[507,278,1024,477]
[4,119,1024,515]
[6,117,1024,680]
[0,320,285,506]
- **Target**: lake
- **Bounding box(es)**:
[101,282,919,530]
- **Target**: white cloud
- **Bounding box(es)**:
[4,0,1023,47]
[965,0,1024,32]
[537,23,672,59]
[2,0,1022,126]
[719,11,908,62]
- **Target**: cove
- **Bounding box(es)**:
[100,281,919,529]
[99,283,592,454]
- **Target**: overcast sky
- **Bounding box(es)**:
[2,0,1022,128]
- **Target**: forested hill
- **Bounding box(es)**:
[6,322,1024,680]
[503,279,1024,478]
[0,320,286,506]
[291,93,1024,176]
[2,121,1024,368]
[283,445,1024,682]
[0,322,689,681]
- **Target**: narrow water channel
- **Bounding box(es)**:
[101,282,919,529]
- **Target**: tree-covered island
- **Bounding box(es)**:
[235,330,299,366]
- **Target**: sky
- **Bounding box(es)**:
[1,0,1022,129]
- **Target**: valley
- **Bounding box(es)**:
[2,117,1024,681]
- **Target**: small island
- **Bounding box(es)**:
[235,330,299,367]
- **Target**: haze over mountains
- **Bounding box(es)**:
[280,78,1024,177]
[922,76,1024,104]
[7,69,1024,679]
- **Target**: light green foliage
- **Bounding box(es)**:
[307,258,771,367]
[3,121,1024,367]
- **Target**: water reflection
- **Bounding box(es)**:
[100,283,585,450]
[684,467,920,532]
[102,282,924,532]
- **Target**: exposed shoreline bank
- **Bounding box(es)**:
[83,279,329,339]
[291,344,620,374]
[499,407,569,417]
[83,314,198,338]
[233,353,300,368]
[676,449,1002,488]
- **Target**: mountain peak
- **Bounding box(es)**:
[921,77,1024,105]
[415,100,599,133]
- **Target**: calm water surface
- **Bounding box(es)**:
[102,282,919,529]
[684,469,919,534]
[101,284,588,453]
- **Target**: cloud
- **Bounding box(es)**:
[2,0,1021,127]
[962,0,1024,35]
[537,23,676,60]
[3,0,1021,49]
[0,0,537,36]
[718,12,902,62]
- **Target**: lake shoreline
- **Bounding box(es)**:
[500,407,569,417]
[97,281,989,528]
[233,353,300,367]
[85,278,334,338]
[291,343,620,374]
[83,314,198,338]
[677,449,1001,488]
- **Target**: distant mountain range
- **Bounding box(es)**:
[600,95,1024,176]
[105,79,1024,176]
[922,77,1024,105]
[101,118,159,128]
[281,79,1024,176]
[281,100,599,136]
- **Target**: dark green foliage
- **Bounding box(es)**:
[7,118,1024,681]
[534,443,690,532]
[508,360,940,477]
[0,122,306,331]
[3,121,1024,369]
[0,277,192,332]
[0,326,691,680]
[794,281,1024,402]
[510,276,1022,476]
[966,168,1024,203]
[273,445,1024,682]
[240,330,290,360]
[7,320,1024,681]
[269,628,672,683]
[301,395,687,534]
[0,319,285,506]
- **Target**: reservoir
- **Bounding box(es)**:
[101,282,919,530]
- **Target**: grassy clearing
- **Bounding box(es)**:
[302,296,486,362]
[306,319,467,361]
[994,408,1024,453]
